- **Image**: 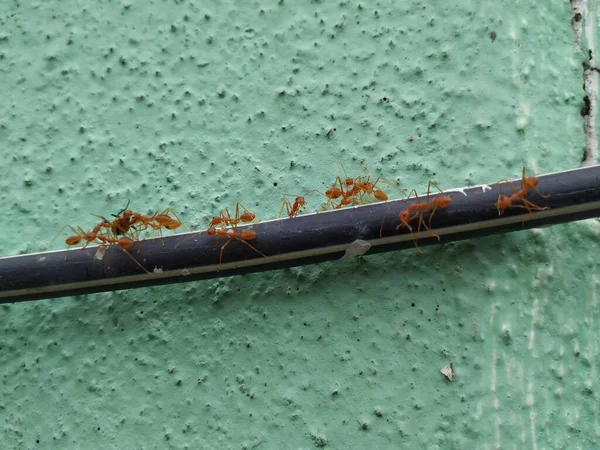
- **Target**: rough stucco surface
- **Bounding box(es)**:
[0,0,595,449]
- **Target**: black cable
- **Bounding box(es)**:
[1,165,600,303]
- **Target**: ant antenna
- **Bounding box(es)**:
[112,199,131,218]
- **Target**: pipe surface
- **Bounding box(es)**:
[1,165,599,303]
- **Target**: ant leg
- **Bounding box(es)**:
[159,207,183,223]
[109,244,150,275]
[174,231,204,249]
[426,207,442,241]
[232,203,241,225]
[217,238,233,269]
[520,198,548,211]
[420,213,440,241]
[325,160,351,182]
[237,202,256,222]
[521,168,550,200]
[516,198,549,219]
[218,236,266,269]
[395,218,414,232]
[126,249,150,274]
[222,207,238,231]
[279,198,291,218]
[520,167,550,198]
[427,180,446,196]
[403,188,420,202]
[113,245,151,274]
[531,185,551,199]
[51,224,80,245]
[406,215,424,253]
[495,178,521,194]
[235,237,266,258]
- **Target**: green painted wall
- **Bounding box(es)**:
[0,0,596,448]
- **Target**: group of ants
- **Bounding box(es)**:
[55,164,549,274]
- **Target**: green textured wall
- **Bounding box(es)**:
[0,0,596,448]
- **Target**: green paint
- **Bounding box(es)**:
[0,0,596,448]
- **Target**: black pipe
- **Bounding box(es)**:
[1,165,599,303]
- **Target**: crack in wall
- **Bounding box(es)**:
[571,0,599,166]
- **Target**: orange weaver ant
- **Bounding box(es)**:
[494,167,549,216]
[175,205,264,267]
[355,163,392,203]
[98,234,151,274]
[53,224,102,249]
[279,195,307,218]
[53,221,150,274]
[205,203,256,228]
[93,207,183,242]
[383,181,453,251]
[205,225,266,268]
[318,161,400,210]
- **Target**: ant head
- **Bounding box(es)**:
[210,216,224,226]
[206,226,217,236]
[399,210,411,223]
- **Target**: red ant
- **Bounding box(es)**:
[131,208,184,234]
[354,164,390,203]
[53,224,102,249]
[53,221,150,273]
[425,181,453,231]
[205,225,266,268]
[279,195,307,218]
[382,181,453,251]
[206,203,256,227]
[325,162,402,209]
[175,205,264,267]
[97,233,151,274]
[494,167,549,216]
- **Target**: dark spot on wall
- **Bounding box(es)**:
[581,95,591,117]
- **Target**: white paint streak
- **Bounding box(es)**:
[530,411,538,450]
[572,0,599,165]
[489,302,499,326]
[504,355,513,384]
[491,349,497,395]
[516,100,530,131]
[491,345,501,447]
[494,416,501,450]
[527,374,537,450]
[448,187,468,196]
[529,299,540,351]
[592,267,600,436]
